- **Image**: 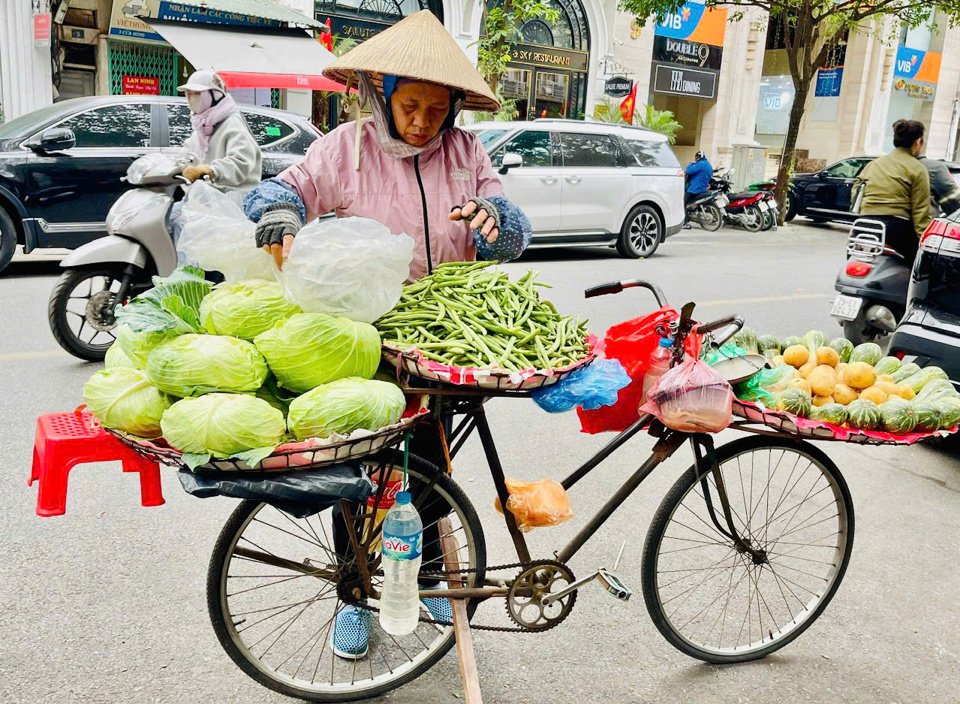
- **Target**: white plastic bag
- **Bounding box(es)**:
[177,181,277,282]
[282,217,414,324]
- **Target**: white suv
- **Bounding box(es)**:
[466,119,685,258]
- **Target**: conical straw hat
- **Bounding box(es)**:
[323,10,500,112]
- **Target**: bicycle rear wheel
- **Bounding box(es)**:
[642,435,854,663]
[207,450,486,701]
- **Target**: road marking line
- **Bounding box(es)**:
[697,293,833,307]
[0,349,70,361]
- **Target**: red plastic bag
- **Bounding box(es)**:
[577,307,701,433]
[639,358,733,433]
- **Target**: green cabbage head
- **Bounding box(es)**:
[287,377,406,440]
[116,323,182,369]
[200,279,300,340]
[161,393,286,457]
[105,342,140,369]
[83,367,171,438]
[254,313,380,393]
[146,333,268,397]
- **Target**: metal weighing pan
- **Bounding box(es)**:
[710,354,769,385]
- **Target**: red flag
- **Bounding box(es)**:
[619,83,638,124]
[319,18,333,51]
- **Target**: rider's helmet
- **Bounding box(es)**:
[695,151,706,162]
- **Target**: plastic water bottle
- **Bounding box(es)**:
[379,491,423,635]
[642,337,674,405]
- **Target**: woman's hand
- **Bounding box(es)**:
[255,203,303,269]
[182,164,214,182]
[450,199,499,243]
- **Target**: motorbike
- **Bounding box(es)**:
[685,189,728,232]
[831,217,911,345]
[711,169,769,232]
[48,154,187,362]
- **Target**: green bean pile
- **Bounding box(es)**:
[376,261,590,371]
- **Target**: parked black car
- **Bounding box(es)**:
[889,209,960,389]
[785,156,960,224]
[0,96,321,272]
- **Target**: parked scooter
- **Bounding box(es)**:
[48,154,187,362]
[711,170,769,232]
[831,218,911,344]
[685,189,728,232]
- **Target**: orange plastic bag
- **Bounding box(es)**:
[494,478,574,532]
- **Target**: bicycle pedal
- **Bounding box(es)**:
[597,568,632,602]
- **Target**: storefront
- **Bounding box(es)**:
[648,0,725,149]
[314,0,445,42]
[489,0,591,120]
[884,45,941,151]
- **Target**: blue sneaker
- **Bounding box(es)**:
[420,583,453,625]
[331,605,370,660]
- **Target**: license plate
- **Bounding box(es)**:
[758,200,770,211]
[716,195,729,207]
[831,294,863,320]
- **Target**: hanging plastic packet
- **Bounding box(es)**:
[531,358,631,413]
[494,478,574,532]
[640,358,734,433]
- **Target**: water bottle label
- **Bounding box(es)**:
[382,531,422,561]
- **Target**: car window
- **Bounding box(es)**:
[242,112,296,148]
[824,159,869,179]
[58,104,152,148]
[476,128,509,148]
[166,103,193,148]
[622,139,680,168]
[559,133,622,167]
[493,130,553,168]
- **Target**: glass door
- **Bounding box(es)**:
[499,68,532,120]
[533,71,570,119]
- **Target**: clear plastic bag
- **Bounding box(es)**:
[282,217,414,324]
[177,181,277,282]
[531,358,631,413]
[640,358,734,433]
[734,364,795,404]
[702,343,748,367]
[125,152,182,185]
[494,478,573,532]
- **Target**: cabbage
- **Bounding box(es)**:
[161,393,286,465]
[254,313,380,393]
[287,378,406,440]
[105,342,139,369]
[253,376,299,414]
[116,323,182,369]
[200,279,299,340]
[83,367,170,438]
[146,333,268,397]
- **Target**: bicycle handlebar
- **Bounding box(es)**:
[584,279,668,307]
[697,314,744,347]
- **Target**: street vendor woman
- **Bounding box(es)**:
[242,11,531,278]
[242,10,532,661]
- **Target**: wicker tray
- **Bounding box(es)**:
[733,398,958,446]
[104,395,430,472]
[381,341,596,391]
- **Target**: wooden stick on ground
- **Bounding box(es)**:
[438,516,483,704]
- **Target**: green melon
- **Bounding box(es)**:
[757,334,780,356]
[892,362,921,383]
[873,356,902,377]
[849,342,883,366]
[777,388,812,417]
[916,379,959,401]
[899,366,949,394]
[879,398,917,434]
[936,397,960,430]
[802,330,827,351]
[782,336,803,350]
[735,326,759,354]
[912,400,942,433]
[810,403,847,426]
[846,399,881,430]
[829,337,855,364]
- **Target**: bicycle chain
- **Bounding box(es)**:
[353,560,573,633]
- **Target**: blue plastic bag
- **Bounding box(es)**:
[532,359,632,413]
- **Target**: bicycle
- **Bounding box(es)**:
[204,279,855,701]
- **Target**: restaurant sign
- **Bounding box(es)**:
[509,44,589,73]
[316,14,393,42]
[652,62,718,100]
[653,36,721,71]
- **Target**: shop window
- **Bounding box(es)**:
[559,133,622,167]
[623,139,681,168]
[59,104,152,148]
[492,130,554,167]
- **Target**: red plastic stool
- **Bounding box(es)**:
[29,410,165,517]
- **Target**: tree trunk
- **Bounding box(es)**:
[774,80,811,225]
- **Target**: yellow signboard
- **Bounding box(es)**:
[109,0,166,44]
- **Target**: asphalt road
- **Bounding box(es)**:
[2,222,958,704]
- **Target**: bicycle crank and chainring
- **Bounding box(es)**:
[505,560,577,632]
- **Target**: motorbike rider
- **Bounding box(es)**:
[920,154,960,218]
[242,10,532,661]
[857,119,931,261]
[169,70,262,246]
[683,150,713,228]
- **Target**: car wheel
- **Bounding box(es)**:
[617,205,662,259]
[0,207,17,274]
[785,195,798,221]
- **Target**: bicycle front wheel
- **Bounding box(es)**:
[207,450,486,701]
[642,435,854,663]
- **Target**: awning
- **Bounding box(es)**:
[145,18,349,92]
